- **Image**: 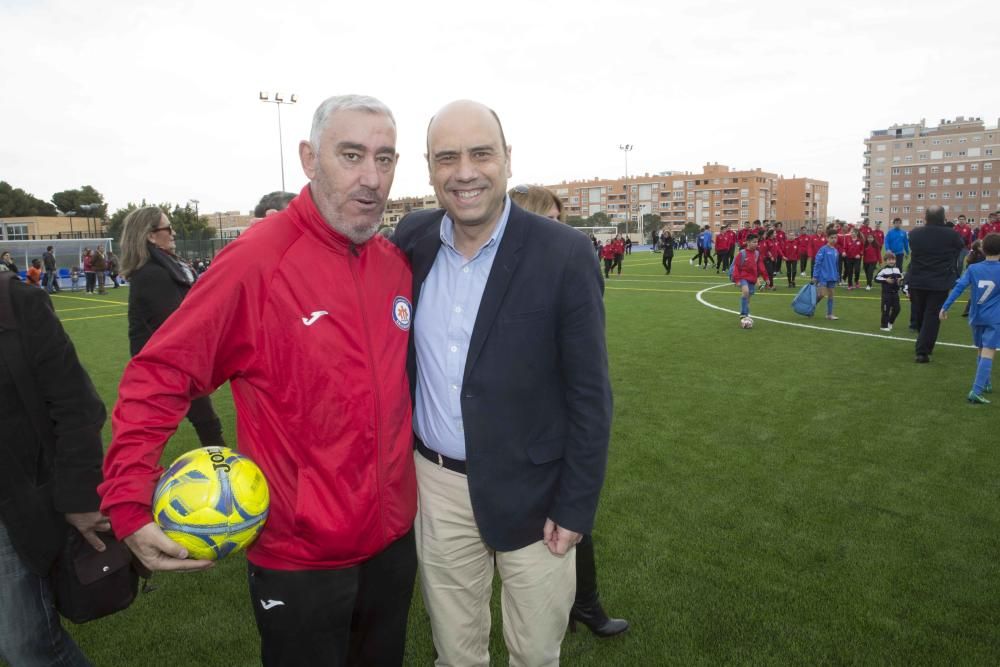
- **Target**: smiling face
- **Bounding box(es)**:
[426,101,511,233]
[300,109,398,243]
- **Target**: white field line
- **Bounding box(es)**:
[695,283,976,350]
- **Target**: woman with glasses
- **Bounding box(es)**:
[119,207,225,447]
[508,185,629,639]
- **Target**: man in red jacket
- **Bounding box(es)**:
[99,95,417,666]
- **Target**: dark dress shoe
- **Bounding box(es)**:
[915,354,930,363]
[568,601,629,638]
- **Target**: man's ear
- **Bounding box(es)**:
[299,141,317,180]
[505,144,512,179]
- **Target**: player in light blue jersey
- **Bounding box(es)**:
[940,233,1000,404]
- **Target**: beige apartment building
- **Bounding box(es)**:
[863,116,1000,227]
[546,164,825,230]
[776,178,829,226]
[382,194,438,226]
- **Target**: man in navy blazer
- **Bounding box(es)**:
[393,100,612,666]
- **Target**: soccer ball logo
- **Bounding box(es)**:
[153,446,270,561]
[739,316,754,329]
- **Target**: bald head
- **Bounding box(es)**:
[426,100,508,158]
[425,99,512,236]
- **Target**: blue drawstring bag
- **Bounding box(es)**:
[791,283,816,317]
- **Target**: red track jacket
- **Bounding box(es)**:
[100,187,417,570]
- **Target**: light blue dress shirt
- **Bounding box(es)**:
[413,198,512,460]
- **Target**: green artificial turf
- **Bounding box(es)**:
[41,251,1000,666]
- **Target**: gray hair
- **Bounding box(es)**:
[309,94,395,149]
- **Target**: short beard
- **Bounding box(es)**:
[330,216,381,245]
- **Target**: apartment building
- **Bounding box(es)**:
[546,164,794,230]
[863,116,1000,226]
[776,178,829,226]
[381,194,439,226]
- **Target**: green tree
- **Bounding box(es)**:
[0,181,58,216]
[682,222,700,238]
[587,211,611,227]
[167,203,214,240]
[107,202,146,242]
[565,215,586,228]
[51,185,107,218]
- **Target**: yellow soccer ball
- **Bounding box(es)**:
[153,446,269,561]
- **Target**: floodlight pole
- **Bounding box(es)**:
[259,92,297,191]
[618,144,633,235]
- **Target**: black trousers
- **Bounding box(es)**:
[863,262,877,287]
[603,258,613,278]
[799,256,808,274]
[84,272,96,293]
[248,529,417,667]
[844,258,860,286]
[785,260,797,285]
[613,254,623,275]
[881,293,901,328]
[575,533,600,606]
[910,288,949,356]
[662,253,673,274]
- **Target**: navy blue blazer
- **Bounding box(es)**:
[394,203,612,551]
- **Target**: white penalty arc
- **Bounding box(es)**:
[695,283,977,350]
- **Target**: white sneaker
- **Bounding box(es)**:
[800,271,805,276]
[887,323,893,331]
[880,326,891,331]
[866,285,871,291]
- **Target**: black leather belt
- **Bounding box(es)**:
[415,437,467,475]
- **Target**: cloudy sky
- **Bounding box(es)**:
[2,0,998,220]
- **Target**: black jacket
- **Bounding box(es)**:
[0,273,105,574]
[127,245,196,356]
[907,223,964,291]
[394,204,612,551]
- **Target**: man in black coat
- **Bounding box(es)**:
[907,205,965,362]
[0,269,107,666]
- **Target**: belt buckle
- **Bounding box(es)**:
[435,452,444,468]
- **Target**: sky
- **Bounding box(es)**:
[2,0,999,221]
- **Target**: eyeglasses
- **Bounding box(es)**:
[152,225,174,234]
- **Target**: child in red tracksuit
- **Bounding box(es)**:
[600,242,615,279]
[760,230,778,289]
[732,235,769,322]
[843,230,864,289]
[808,231,825,278]
[862,233,881,290]
[781,235,800,288]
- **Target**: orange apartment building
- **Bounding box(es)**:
[863,116,1000,227]
[546,164,826,230]
[776,178,829,226]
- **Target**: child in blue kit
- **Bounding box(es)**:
[940,233,1000,404]
[812,231,840,320]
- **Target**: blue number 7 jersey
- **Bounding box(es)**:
[943,260,1000,326]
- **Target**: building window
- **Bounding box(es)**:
[985,163,993,171]
[3,224,28,240]
[904,167,913,175]
[892,168,901,175]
